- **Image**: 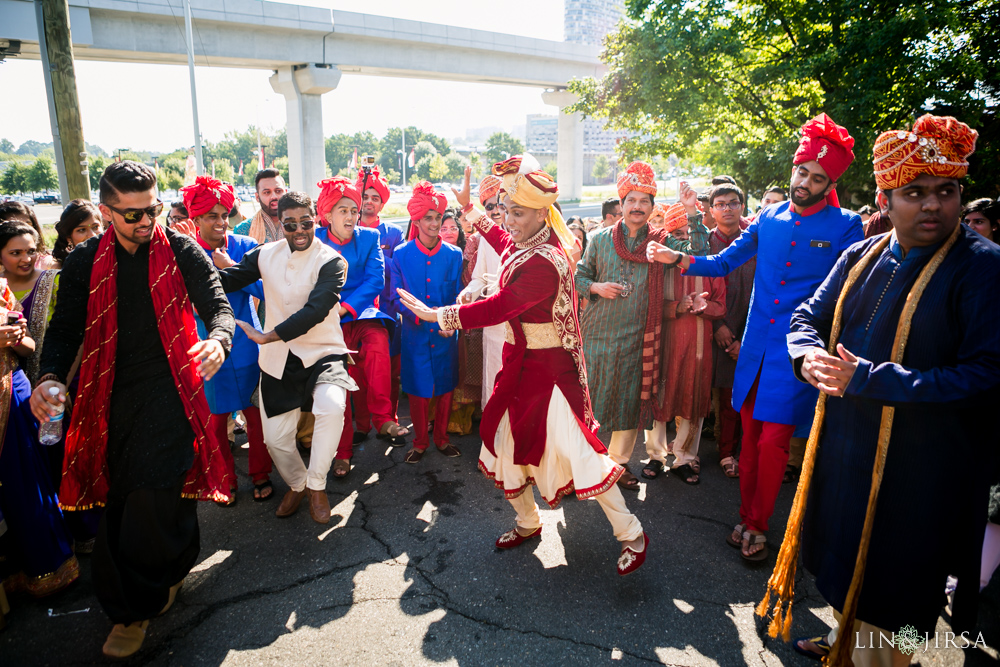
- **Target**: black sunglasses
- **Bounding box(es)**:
[105,200,164,224]
[484,202,498,212]
[282,219,315,233]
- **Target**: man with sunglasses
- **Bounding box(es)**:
[31,161,235,658]
[215,191,356,526]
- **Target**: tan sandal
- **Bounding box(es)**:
[102,620,149,658]
[741,532,768,562]
[720,456,739,478]
[378,421,409,446]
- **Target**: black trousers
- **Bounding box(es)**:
[92,477,199,624]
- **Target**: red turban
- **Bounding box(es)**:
[616,161,657,200]
[479,175,502,205]
[793,114,855,207]
[180,176,236,219]
[316,177,362,225]
[355,165,390,206]
[873,114,978,191]
[407,181,447,222]
[662,202,689,233]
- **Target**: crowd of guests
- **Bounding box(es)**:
[0,109,998,665]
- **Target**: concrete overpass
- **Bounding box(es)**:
[2,0,605,198]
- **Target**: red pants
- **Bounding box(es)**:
[346,319,398,433]
[337,395,354,460]
[409,392,452,451]
[209,406,272,484]
[718,387,741,459]
[738,379,795,532]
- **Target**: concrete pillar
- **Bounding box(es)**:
[269,64,341,198]
[541,89,583,201]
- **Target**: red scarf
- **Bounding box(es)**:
[59,226,232,510]
[612,220,665,428]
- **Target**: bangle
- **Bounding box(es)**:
[461,202,475,215]
[36,373,62,388]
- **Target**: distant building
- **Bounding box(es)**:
[526,114,559,154]
[565,0,625,45]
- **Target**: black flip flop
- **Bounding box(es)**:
[252,480,274,502]
[641,460,665,479]
[673,463,700,485]
[352,430,369,445]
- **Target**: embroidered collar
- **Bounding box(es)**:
[416,236,443,256]
[196,230,228,252]
[515,225,551,250]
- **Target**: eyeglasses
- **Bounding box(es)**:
[105,200,164,224]
[711,201,743,211]
[485,202,498,212]
[282,219,315,233]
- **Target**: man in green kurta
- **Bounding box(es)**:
[575,162,709,490]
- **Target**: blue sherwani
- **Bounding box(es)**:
[195,233,264,413]
[684,201,863,426]
[371,220,405,356]
[316,225,395,336]
[389,237,462,398]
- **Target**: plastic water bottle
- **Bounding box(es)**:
[38,386,64,446]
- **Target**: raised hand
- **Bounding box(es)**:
[451,166,472,209]
[174,219,198,240]
[679,180,699,215]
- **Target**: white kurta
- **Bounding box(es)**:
[458,240,505,408]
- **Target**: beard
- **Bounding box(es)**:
[790,187,826,209]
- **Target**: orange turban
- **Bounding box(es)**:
[662,202,689,233]
[478,175,502,205]
[873,114,978,191]
[316,177,362,225]
[355,165,390,205]
[617,161,657,200]
[407,181,447,222]
[181,176,236,219]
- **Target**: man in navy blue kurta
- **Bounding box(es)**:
[788,115,998,662]
[647,114,863,561]
[389,181,462,464]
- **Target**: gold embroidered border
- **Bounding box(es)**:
[439,305,462,332]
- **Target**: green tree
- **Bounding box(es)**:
[414,154,434,181]
[570,0,997,203]
[0,139,14,154]
[428,154,449,182]
[592,155,611,183]
[412,141,438,164]
[272,157,289,183]
[88,155,109,190]
[443,152,469,182]
[0,162,30,194]
[213,159,236,184]
[16,140,50,157]
[27,156,58,192]
[544,160,558,181]
[484,132,524,166]
[165,172,184,191]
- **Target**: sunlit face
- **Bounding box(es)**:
[789,161,833,208]
[485,195,504,224]
[257,176,287,217]
[166,207,188,228]
[362,188,383,219]
[1,234,37,277]
[671,225,690,242]
[326,197,359,242]
[603,203,621,226]
[964,210,995,242]
[413,210,443,244]
[571,227,586,245]
[69,214,103,247]
[100,189,158,248]
[888,175,961,249]
[439,217,460,245]
[622,192,653,226]
[500,195,546,244]
[711,192,743,228]
[648,213,665,230]
[761,191,786,209]
[280,206,315,252]
[195,204,229,247]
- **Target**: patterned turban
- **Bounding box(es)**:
[407,181,447,222]
[355,165,390,206]
[491,154,575,253]
[478,175,502,205]
[616,161,657,200]
[662,202,689,233]
[873,114,978,191]
[316,177,362,224]
[181,176,236,219]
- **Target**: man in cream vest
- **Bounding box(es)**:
[216,191,357,525]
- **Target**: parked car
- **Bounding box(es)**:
[33,194,60,205]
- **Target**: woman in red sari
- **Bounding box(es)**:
[399,155,648,576]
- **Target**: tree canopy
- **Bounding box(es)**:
[570,0,999,202]
[483,132,525,166]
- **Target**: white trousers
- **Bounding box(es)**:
[507,486,642,543]
[261,383,347,492]
[644,420,670,464]
[670,417,703,468]
[607,429,639,466]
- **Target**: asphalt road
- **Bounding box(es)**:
[2,399,996,666]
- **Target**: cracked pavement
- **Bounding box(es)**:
[2,399,996,666]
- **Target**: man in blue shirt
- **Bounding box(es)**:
[648,114,864,561]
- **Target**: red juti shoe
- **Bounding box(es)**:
[495,526,542,549]
[617,532,649,576]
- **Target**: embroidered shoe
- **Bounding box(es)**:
[617,532,649,576]
[495,526,542,549]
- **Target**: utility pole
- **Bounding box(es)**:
[35,0,89,201]
[183,0,204,175]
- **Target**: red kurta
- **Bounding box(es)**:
[655,271,727,422]
[439,218,605,468]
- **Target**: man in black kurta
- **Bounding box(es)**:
[31,162,234,659]
[786,116,999,664]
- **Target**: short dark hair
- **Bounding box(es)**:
[712,175,737,186]
[764,186,787,200]
[170,201,188,217]
[709,183,745,207]
[601,197,620,220]
[963,198,999,226]
[277,191,314,219]
[100,161,156,206]
[0,200,46,252]
[53,199,100,262]
[0,220,40,254]
[255,168,283,191]
[568,221,588,256]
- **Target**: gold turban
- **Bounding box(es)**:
[492,154,575,253]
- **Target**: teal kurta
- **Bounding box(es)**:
[575,219,709,432]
